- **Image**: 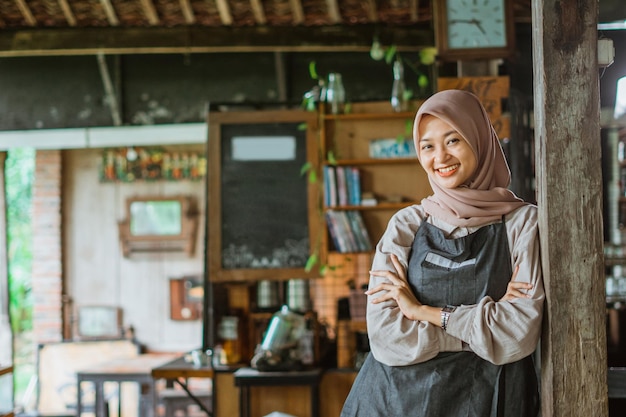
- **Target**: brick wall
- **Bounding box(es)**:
[31,150,63,344]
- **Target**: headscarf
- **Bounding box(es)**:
[413,89,527,227]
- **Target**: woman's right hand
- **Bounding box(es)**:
[499,265,533,301]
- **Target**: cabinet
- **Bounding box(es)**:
[318,101,432,261]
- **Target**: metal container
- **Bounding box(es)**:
[257,280,281,310]
[286,279,312,313]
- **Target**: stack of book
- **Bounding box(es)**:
[323,165,361,207]
[325,210,373,253]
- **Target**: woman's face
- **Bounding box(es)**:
[417,115,478,189]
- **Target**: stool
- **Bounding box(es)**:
[159,388,212,417]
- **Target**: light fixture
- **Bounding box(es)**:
[126,147,138,161]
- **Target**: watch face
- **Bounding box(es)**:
[446,0,507,49]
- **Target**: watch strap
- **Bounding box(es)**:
[441,305,457,332]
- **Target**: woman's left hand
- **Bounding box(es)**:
[366,254,423,320]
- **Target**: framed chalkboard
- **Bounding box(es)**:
[207,110,320,282]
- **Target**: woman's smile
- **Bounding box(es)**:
[436,164,460,176]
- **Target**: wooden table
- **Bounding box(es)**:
[233,367,323,417]
[76,353,177,417]
[151,355,214,416]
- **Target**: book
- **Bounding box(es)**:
[325,210,345,252]
[323,165,338,207]
[348,211,373,251]
[348,167,362,205]
[337,211,359,252]
[336,165,349,206]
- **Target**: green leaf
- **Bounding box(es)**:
[309,61,319,80]
[385,45,398,65]
[308,170,318,184]
[300,161,312,176]
[327,151,337,165]
[305,253,318,272]
[344,102,352,114]
[418,74,429,89]
[297,122,308,130]
[419,47,438,65]
[319,264,328,276]
[405,119,413,136]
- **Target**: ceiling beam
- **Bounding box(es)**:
[410,0,419,22]
[249,0,266,24]
[365,0,378,22]
[57,0,77,26]
[139,0,160,25]
[215,0,233,25]
[0,25,433,57]
[14,0,36,26]
[99,0,120,26]
[289,0,305,24]
[326,0,342,23]
[179,0,196,24]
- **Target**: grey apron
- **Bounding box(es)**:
[341,217,539,417]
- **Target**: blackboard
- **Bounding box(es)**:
[208,110,319,282]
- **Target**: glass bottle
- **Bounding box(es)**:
[325,73,345,115]
[218,315,241,364]
[391,58,408,112]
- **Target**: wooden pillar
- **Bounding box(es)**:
[531,1,608,416]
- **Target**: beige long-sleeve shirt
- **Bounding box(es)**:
[366,204,544,366]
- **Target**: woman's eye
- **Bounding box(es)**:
[421,144,432,150]
[447,138,460,145]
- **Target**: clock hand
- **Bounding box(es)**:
[475,21,486,35]
[449,18,487,35]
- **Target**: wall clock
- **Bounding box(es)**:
[434,0,515,61]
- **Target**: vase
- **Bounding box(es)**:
[391,58,408,112]
[325,73,345,115]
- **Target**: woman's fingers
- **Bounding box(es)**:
[389,254,407,280]
[500,280,533,301]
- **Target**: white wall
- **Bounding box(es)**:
[63,147,205,352]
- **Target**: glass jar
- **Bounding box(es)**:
[325,73,345,115]
[218,315,242,364]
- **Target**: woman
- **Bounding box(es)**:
[341,89,544,417]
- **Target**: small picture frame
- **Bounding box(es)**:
[75,306,123,339]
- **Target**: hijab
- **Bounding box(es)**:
[413,89,527,227]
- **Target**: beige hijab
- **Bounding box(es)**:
[413,89,527,227]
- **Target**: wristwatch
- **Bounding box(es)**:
[441,305,457,332]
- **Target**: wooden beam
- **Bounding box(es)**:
[409,0,418,22]
[249,0,266,25]
[14,0,36,26]
[365,0,378,22]
[531,0,608,416]
[0,25,433,57]
[289,0,305,24]
[215,0,233,25]
[139,0,160,25]
[326,0,342,23]
[179,0,196,24]
[57,0,77,26]
[99,0,119,26]
[96,53,122,126]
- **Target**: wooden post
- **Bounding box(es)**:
[532,1,608,416]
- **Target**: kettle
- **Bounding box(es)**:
[252,305,306,371]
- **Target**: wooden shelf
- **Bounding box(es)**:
[319,101,432,261]
[331,158,418,166]
[326,201,418,211]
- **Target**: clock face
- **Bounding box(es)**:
[446,0,508,50]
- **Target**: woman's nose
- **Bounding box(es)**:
[434,147,449,163]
